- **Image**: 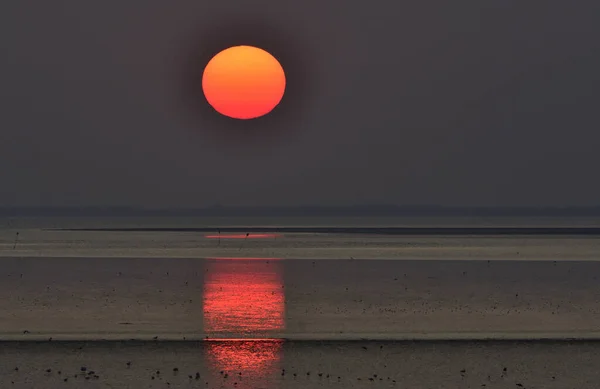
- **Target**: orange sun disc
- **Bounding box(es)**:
[202,45,286,120]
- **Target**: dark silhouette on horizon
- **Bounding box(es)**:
[2,205,600,218]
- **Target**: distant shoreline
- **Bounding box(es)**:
[52,226,600,235]
[4,205,600,218]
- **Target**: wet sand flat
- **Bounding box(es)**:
[1,340,599,389]
[1,217,600,387]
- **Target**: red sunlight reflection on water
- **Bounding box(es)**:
[203,259,285,387]
[203,259,285,336]
[206,257,280,261]
[205,340,283,372]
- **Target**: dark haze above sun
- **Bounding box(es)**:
[202,45,286,120]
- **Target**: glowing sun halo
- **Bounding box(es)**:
[202,45,286,120]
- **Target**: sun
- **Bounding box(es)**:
[202,45,286,120]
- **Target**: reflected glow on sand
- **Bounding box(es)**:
[203,258,285,387]
[205,339,283,378]
[203,258,285,336]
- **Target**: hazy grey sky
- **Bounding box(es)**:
[2,1,599,208]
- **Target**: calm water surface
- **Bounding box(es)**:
[2,257,600,338]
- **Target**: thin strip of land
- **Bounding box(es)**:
[53,226,600,235]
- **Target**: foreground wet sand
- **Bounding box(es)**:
[1,340,599,388]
